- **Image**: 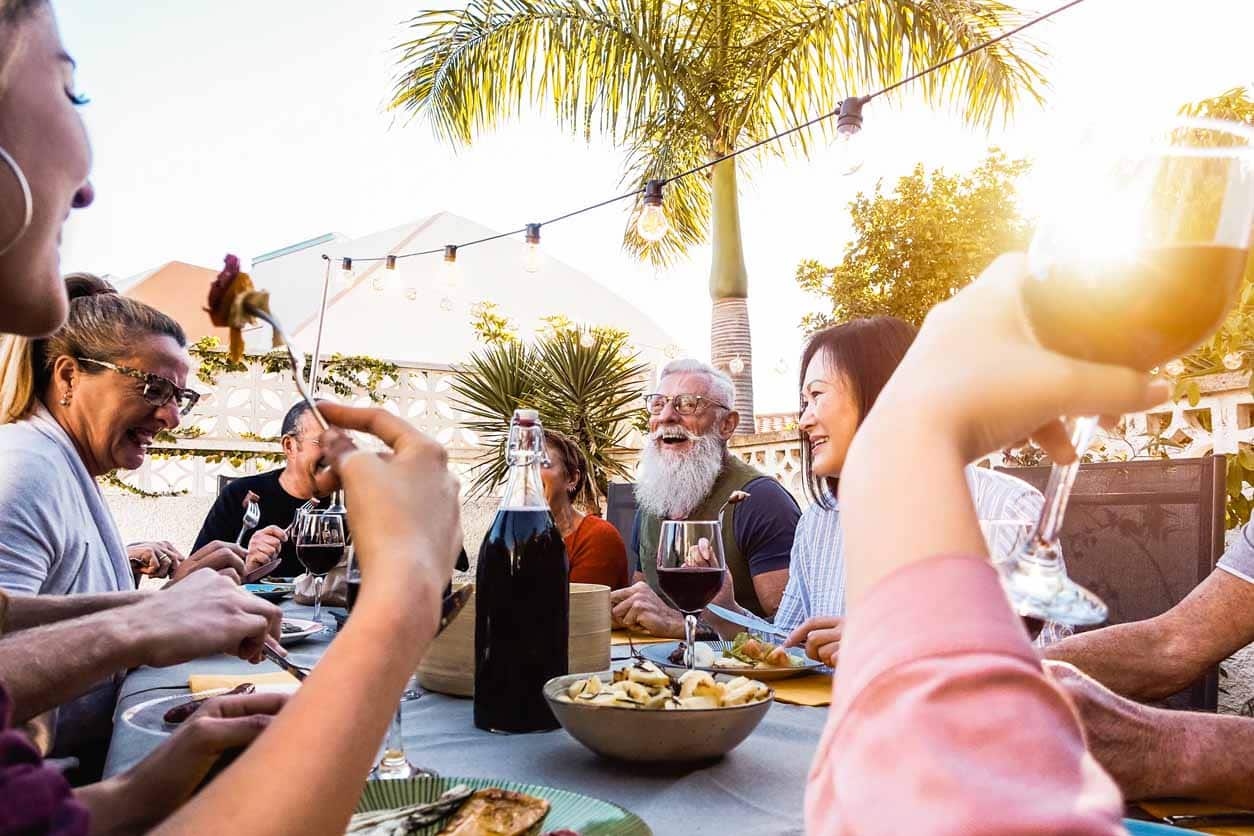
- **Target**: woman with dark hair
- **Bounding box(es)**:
[775,316,1046,667]
[540,430,628,589]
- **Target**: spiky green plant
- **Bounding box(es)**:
[451,328,649,507]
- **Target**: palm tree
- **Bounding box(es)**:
[390,0,1046,430]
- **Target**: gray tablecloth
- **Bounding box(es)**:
[105,604,827,835]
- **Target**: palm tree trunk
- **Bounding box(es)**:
[708,155,754,434]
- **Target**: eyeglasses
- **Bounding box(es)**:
[643,393,729,415]
[76,357,200,416]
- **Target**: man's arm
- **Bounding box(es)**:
[0,606,151,723]
[736,478,800,616]
[4,590,145,632]
[1048,660,1254,807]
[1045,568,1254,701]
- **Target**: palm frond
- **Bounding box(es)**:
[390,0,714,145]
[449,340,538,498]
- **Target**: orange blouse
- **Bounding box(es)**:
[564,515,629,590]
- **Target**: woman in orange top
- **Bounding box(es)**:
[541,431,629,590]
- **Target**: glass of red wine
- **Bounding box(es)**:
[656,520,726,670]
[294,508,346,627]
[1009,117,1254,626]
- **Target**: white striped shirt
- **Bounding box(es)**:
[773,466,1049,634]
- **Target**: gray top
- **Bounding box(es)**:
[0,403,132,596]
[1217,519,1254,583]
[0,403,132,757]
[106,604,823,836]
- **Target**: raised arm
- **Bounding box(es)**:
[1045,568,1254,701]
[154,404,461,836]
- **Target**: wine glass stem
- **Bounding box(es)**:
[1034,416,1100,550]
[312,575,324,623]
[683,613,698,671]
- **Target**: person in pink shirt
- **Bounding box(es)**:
[805,253,1171,835]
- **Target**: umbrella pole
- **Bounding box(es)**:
[308,255,333,395]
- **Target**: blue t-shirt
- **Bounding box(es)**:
[629,476,799,577]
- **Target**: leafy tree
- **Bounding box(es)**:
[389,0,1046,429]
[797,149,1031,331]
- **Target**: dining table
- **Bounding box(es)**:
[103,602,829,836]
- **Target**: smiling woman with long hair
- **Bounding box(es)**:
[772,316,1047,667]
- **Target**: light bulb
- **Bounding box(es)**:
[525,224,542,273]
[636,179,670,242]
[442,245,462,290]
[729,355,745,375]
[1224,351,1244,371]
[440,296,454,312]
[385,255,397,270]
[338,257,354,282]
[405,287,417,301]
[1165,359,1186,376]
[663,344,680,360]
[835,97,866,176]
[371,276,386,292]
[579,331,595,348]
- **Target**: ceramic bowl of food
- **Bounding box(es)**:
[543,662,773,763]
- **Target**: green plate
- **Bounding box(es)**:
[355,775,651,835]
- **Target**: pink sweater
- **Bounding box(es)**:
[805,555,1125,835]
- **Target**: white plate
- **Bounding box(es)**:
[279,617,323,645]
[120,683,299,736]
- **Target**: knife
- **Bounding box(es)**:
[707,603,789,640]
[262,640,308,681]
[438,585,472,635]
[1161,812,1254,827]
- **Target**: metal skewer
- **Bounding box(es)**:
[243,302,329,431]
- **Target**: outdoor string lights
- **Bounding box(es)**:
[324,0,1086,291]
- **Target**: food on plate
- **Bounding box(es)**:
[436,788,551,836]
[280,621,306,635]
[668,632,802,670]
[205,253,277,362]
[162,682,254,725]
[557,661,770,710]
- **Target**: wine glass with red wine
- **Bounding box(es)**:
[294,509,346,627]
[1008,117,1254,626]
[656,520,727,670]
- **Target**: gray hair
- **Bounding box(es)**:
[658,358,735,410]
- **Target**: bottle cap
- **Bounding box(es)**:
[514,408,540,425]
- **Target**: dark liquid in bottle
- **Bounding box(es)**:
[346,578,361,611]
[474,508,569,733]
[1022,244,1248,370]
[296,544,344,576]
[657,566,724,614]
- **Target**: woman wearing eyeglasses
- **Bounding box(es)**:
[0,274,281,760]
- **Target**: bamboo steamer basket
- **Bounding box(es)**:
[416,582,611,697]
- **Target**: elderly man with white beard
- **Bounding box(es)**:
[610,359,800,639]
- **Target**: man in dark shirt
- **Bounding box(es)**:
[194,401,330,577]
[611,359,799,638]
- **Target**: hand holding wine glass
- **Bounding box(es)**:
[656,521,727,670]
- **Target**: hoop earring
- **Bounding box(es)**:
[0,145,33,258]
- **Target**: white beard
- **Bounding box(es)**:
[634,428,726,520]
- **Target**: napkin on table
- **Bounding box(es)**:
[770,673,833,707]
[610,629,676,646]
[188,671,299,696]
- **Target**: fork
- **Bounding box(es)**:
[236,498,261,546]
[285,498,317,536]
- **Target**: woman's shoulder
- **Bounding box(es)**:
[0,422,66,478]
[576,514,627,547]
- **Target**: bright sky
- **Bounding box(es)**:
[54,0,1253,413]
